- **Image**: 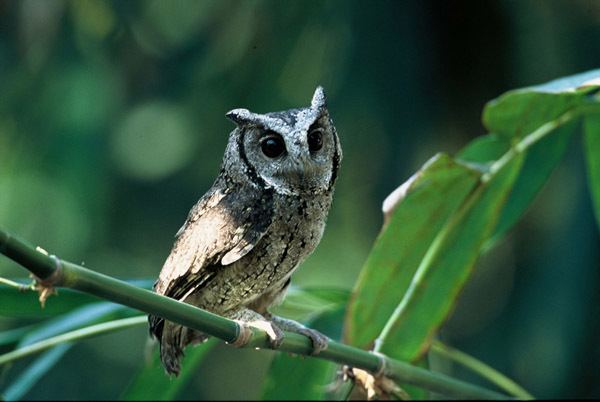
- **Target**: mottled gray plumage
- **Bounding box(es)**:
[148,87,342,375]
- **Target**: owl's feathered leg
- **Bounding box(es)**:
[265,313,329,355]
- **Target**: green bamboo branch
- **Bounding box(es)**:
[0,316,147,366]
[431,341,534,400]
[0,229,510,400]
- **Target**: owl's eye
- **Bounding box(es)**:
[261,134,286,158]
[307,128,323,152]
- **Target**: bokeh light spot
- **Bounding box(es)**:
[111,101,197,181]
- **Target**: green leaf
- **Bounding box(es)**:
[376,153,524,362]
[0,285,97,318]
[18,302,134,346]
[261,354,335,401]
[489,119,578,243]
[272,286,349,323]
[459,121,578,245]
[457,133,510,167]
[343,153,481,349]
[2,344,72,401]
[121,339,218,401]
[584,114,600,230]
[482,68,600,139]
[0,325,36,347]
[0,279,152,318]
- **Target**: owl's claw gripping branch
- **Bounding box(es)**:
[229,313,328,355]
[230,319,284,349]
[267,314,329,354]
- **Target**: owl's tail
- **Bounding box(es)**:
[148,315,209,376]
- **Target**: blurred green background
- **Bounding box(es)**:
[0,0,598,399]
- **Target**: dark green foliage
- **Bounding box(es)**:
[1,2,600,399]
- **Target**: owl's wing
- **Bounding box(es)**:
[153,186,274,301]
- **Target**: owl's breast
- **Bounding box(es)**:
[192,191,332,313]
[267,192,331,268]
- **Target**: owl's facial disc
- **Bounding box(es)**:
[240,113,334,195]
[228,86,339,195]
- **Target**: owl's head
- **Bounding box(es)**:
[223,87,342,195]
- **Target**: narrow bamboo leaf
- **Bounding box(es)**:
[19,302,133,346]
[584,114,600,230]
[2,344,72,401]
[482,68,600,139]
[457,120,578,246]
[0,279,153,318]
[0,317,147,368]
[431,341,534,400]
[489,119,578,243]
[0,325,36,347]
[376,154,524,362]
[121,339,218,401]
[343,153,481,349]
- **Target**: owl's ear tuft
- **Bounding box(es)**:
[311,86,327,111]
[226,108,254,126]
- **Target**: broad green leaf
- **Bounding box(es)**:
[376,153,524,362]
[457,133,510,167]
[489,119,578,243]
[0,279,152,318]
[272,286,349,323]
[2,344,71,401]
[343,153,481,349]
[0,285,98,318]
[261,354,335,401]
[483,68,600,139]
[459,121,578,245]
[121,339,218,401]
[584,114,600,230]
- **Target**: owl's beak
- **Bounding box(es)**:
[284,154,320,190]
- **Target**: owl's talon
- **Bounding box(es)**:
[258,320,285,349]
[266,314,329,355]
[268,326,285,349]
[300,327,329,355]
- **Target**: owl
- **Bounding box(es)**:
[148,86,342,375]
